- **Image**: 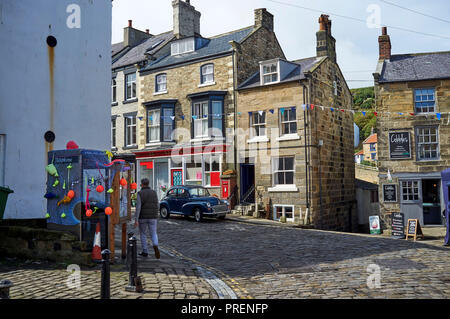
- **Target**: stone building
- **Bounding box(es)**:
[236,15,356,231]
[133,1,285,199]
[374,27,450,229]
[362,133,377,162]
[111,20,173,153]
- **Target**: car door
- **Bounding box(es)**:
[177,188,189,214]
[166,188,178,213]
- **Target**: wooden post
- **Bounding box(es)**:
[109,165,120,261]
[121,222,127,259]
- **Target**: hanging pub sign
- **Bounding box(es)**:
[383,184,397,202]
[369,216,381,234]
[389,131,411,159]
[391,212,405,238]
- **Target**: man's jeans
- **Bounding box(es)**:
[138,219,158,253]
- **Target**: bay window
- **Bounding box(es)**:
[188,91,226,140]
[144,100,177,144]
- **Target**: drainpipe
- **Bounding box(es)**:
[302,84,310,223]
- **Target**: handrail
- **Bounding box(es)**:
[241,184,255,204]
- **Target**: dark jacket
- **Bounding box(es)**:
[137,187,159,219]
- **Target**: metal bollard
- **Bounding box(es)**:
[101,249,111,299]
[0,280,13,299]
[125,234,143,292]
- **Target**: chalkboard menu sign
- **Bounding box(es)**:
[389,131,411,159]
[391,212,405,238]
[406,219,424,241]
[383,184,397,202]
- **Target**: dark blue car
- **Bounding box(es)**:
[159,185,230,222]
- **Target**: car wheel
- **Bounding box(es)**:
[160,207,170,219]
[194,208,203,222]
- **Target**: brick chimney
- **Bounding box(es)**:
[254,8,274,32]
[378,26,391,60]
[316,14,336,63]
[124,19,152,47]
[172,0,201,39]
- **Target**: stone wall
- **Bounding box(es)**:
[375,79,450,227]
[236,57,356,231]
[308,58,356,231]
[355,164,379,184]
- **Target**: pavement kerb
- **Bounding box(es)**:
[226,215,449,249]
[159,245,252,299]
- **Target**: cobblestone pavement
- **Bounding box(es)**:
[0,241,217,299]
[156,216,450,299]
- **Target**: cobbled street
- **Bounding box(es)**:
[156,216,450,299]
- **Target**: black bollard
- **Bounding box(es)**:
[101,249,111,299]
[0,280,13,299]
[125,234,143,292]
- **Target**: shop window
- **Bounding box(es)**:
[401,180,420,201]
[205,156,221,187]
[185,161,202,185]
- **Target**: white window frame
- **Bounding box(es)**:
[280,108,297,136]
[201,64,214,84]
[250,112,266,138]
[260,61,279,85]
[416,126,440,161]
[185,159,203,186]
[112,78,117,103]
[273,205,295,222]
[400,179,421,203]
[272,157,295,187]
[204,155,221,187]
[111,119,116,148]
[155,73,167,93]
[147,109,160,143]
[125,73,137,100]
[125,116,137,146]
[193,101,209,138]
[171,38,195,56]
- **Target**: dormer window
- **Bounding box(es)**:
[171,38,195,56]
[261,62,279,84]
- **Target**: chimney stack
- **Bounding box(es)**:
[124,19,152,47]
[316,14,336,63]
[254,8,274,32]
[172,0,201,39]
[378,26,391,60]
[146,29,150,34]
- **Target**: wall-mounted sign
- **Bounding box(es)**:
[369,215,381,234]
[383,184,397,202]
[389,131,411,159]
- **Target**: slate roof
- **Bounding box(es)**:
[141,26,254,72]
[238,56,324,90]
[112,42,125,57]
[112,31,174,70]
[363,133,377,144]
[379,51,450,83]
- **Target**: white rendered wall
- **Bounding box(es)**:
[0,0,112,219]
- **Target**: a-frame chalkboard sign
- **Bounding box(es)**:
[405,219,424,241]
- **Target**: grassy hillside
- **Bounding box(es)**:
[352,86,376,148]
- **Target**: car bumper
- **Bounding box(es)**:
[204,206,230,217]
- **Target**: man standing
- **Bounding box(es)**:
[134,178,160,259]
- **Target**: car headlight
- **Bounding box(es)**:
[206,202,211,208]
[223,200,229,206]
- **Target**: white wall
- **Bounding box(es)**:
[0,0,112,219]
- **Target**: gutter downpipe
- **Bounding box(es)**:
[302,82,310,224]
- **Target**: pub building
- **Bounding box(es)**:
[373,27,450,229]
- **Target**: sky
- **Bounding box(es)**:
[112,0,450,89]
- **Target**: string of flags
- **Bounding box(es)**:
[135,104,450,124]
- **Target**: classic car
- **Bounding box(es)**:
[159,185,230,222]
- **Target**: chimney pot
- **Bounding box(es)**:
[186,0,190,4]
[146,29,150,34]
[382,26,387,35]
[128,20,132,28]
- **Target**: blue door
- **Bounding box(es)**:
[240,163,255,203]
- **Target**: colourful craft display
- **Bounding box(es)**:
[52,179,59,187]
[96,185,104,193]
[61,212,66,218]
[57,195,72,207]
[107,188,114,193]
[130,182,137,190]
[120,178,127,187]
[67,190,75,199]
[45,163,59,177]
[86,209,93,217]
[105,207,112,215]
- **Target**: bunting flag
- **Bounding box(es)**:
[437,113,441,120]
[291,106,296,112]
[192,115,197,120]
[330,107,334,112]
[373,112,378,117]
[280,108,285,115]
[248,111,252,116]
[310,104,315,110]
[170,116,175,121]
[340,109,345,112]
[362,111,366,116]
[301,104,305,111]
[258,110,264,116]
[269,109,274,114]
[181,115,185,120]
[409,112,415,116]
[237,112,242,115]
[138,116,143,121]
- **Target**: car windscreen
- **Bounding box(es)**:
[189,187,210,197]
